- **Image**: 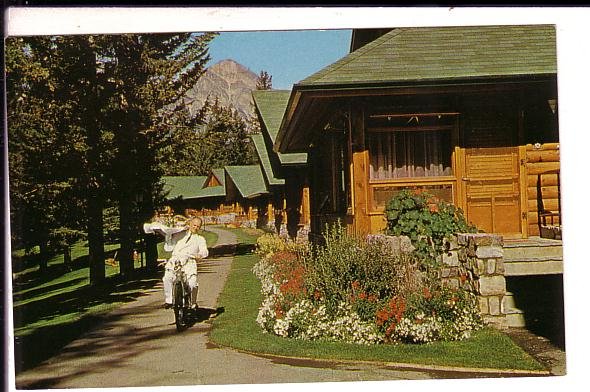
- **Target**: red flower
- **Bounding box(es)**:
[376,309,390,326]
[377,296,407,330]
[385,323,397,337]
[275,305,284,319]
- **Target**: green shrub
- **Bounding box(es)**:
[255,233,308,258]
[302,222,421,317]
[384,189,477,263]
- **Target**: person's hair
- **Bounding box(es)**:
[189,217,202,228]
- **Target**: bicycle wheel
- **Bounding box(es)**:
[173,280,185,331]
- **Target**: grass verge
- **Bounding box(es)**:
[210,230,545,372]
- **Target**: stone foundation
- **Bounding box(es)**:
[440,233,507,329]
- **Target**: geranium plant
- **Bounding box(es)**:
[384,189,477,264]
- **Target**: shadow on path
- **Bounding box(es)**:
[15,227,240,386]
[173,306,226,330]
[208,243,255,258]
[13,273,162,373]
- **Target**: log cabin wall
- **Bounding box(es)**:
[525,142,561,236]
[356,88,559,238]
[299,83,558,240]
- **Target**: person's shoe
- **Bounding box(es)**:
[190,303,198,310]
[163,303,173,309]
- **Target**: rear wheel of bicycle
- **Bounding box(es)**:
[173,281,185,331]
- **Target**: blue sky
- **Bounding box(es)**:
[207,30,352,90]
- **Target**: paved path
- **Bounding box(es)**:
[14,227,560,388]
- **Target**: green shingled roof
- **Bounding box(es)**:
[210,168,225,186]
[252,90,307,165]
[299,25,556,87]
[225,165,269,199]
[251,133,285,186]
[194,185,225,198]
[162,175,225,200]
[162,176,207,200]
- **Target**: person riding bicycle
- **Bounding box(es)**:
[162,217,208,310]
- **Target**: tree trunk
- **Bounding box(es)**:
[88,194,105,285]
[144,234,158,272]
[63,246,72,270]
[118,195,135,277]
[38,240,49,273]
[84,36,106,286]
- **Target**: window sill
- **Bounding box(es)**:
[369,176,456,185]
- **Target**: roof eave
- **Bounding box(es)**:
[276,73,557,153]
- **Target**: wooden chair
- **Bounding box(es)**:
[537,169,561,238]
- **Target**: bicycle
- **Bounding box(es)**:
[171,259,192,332]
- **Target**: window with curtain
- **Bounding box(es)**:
[367,129,453,180]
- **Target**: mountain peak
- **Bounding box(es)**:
[209,59,257,79]
[184,59,259,120]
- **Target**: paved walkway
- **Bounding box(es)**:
[14,227,562,389]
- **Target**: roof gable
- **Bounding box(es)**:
[204,168,225,188]
[252,89,307,165]
[224,165,269,199]
[162,176,209,200]
[251,133,285,186]
[300,25,557,87]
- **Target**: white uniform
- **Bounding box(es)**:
[163,231,208,305]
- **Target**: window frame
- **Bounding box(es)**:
[365,112,460,212]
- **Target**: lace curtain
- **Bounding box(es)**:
[368,130,452,180]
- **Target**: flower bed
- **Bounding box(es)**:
[252,225,483,345]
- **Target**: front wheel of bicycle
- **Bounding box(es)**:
[173,281,185,331]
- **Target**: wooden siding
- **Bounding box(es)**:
[525,143,561,236]
[460,147,523,236]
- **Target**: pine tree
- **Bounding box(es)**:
[7,36,95,273]
[256,70,273,90]
[6,32,217,282]
[97,32,217,276]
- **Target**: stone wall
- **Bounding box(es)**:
[362,232,509,329]
[440,233,507,328]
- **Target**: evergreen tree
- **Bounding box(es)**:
[161,99,256,176]
[256,70,273,90]
[93,32,217,276]
[6,32,217,281]
[204,100,257,168]
[7,36,97,274]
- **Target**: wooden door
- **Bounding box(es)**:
[462,147,522,235]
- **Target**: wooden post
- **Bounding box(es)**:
[350,105,371,236]
[302,186,310,225]
[285,175,303,239]
[519,145,529,238]
[454,146,467,213]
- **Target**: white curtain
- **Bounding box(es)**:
[369,131,452,180]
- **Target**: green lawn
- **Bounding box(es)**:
[210,229,545,372]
